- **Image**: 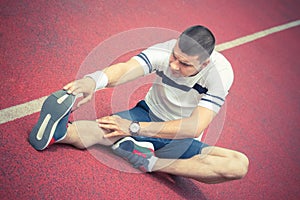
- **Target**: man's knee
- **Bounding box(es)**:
[227,151,249,180]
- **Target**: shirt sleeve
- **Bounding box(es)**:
[133,39,177,75]
[198,53,234,113]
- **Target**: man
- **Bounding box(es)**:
[29,25,249,184]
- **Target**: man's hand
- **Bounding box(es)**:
[63,77,96,108]
[97,115,131,138]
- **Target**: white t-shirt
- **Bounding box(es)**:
[133,39,234,121]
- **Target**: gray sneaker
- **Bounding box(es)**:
[29,90,76,150]
[112,137,157,172]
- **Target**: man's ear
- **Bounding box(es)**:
[201,59,210,68]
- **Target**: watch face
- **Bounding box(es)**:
[130,122,140,133]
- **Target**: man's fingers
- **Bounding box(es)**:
[97,116,117,124]
[63,82,74,92]
[103,131,122,138]
[63,82,80,94]
[71,87,84,96]
[98,123,118,130]
[112,115,121,119]
[63,81,83,94]
[103,133,115,138]
[97,116,130,137]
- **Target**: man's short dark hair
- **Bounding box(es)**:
[178,25,215,61]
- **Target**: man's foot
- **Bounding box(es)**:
[112,137,158,172]
[29,90,76,150]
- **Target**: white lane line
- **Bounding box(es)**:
[0,96,47,124]
[0,19,299,125]
[215,20,300,51]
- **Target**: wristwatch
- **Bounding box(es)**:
[129,121,140,136]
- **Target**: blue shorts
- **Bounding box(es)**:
[114,100,209,159]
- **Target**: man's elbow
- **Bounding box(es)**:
[193,129,204,139]
[182,127,204,139]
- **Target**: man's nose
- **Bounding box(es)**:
[170,61,180,71]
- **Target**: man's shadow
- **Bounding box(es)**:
[150,172,208,200]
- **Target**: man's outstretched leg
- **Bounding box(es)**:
[29,89,121,150]
[57,120,121,149]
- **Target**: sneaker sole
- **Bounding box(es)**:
[29,90,76,150]
[112,137,154,151]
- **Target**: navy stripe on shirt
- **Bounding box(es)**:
[206,93,225,102]
[192,84,208,94]
[156,70,225,108]
[201,98,222,107]
[156,71,191,91]
[136,53,153,73]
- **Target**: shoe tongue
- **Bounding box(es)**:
[120,141,134,152]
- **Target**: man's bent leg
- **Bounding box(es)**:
[58,120,122,149]
[111,136,248,183]
[152,146,249,184]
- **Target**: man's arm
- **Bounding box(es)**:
[139,106,216,139]
[103,58,145,87]
[63,58,144,107]
[99,106,216,140]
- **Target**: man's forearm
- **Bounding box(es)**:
[139,118,204,139]
[139,107,215,139]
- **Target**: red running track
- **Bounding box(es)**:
[1,0,300,199]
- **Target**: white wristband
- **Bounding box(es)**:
[84,71,108,91]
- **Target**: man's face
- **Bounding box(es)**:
[169,42,208,78]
